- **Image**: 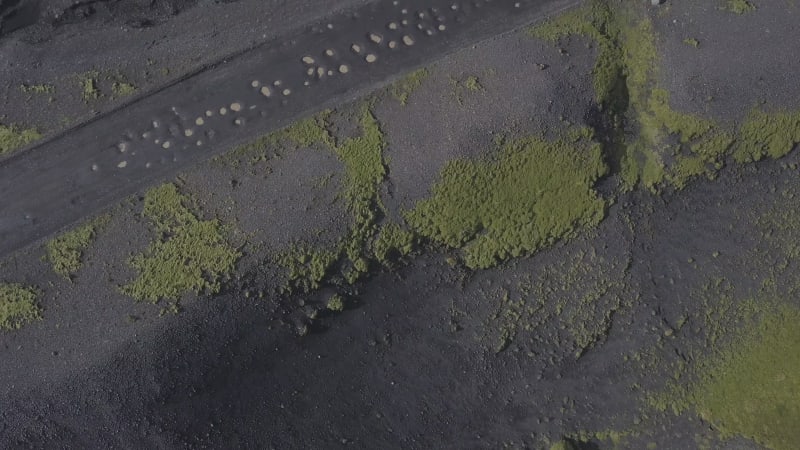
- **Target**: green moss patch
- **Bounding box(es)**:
[451,75,486,105]
[81,74,101,102]
[46,215,110,280]
[486,244,629,355]
[732,109,800,163]
[0,123,41,156]
[683,38,700,48]
[283,110,335,149]
[20,84,55,95]
[272,105,419,291]
[222,110,334,166]
[405,129,607,269]
[530,1,794,192]
[0,283,41,331]
[276,244,338,293]
[372,223,416,265]
[724,0,756,14]
[122,184,240,303]
[389,68,429,105]
[529,2,621,109]
[327,294,345,312]
[694,306,800,450]
[112,81,137,97]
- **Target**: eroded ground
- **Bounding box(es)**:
[2,1,800,449]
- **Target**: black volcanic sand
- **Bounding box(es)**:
[2,1,800,449]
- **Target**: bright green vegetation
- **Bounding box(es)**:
[112,81,137,97]
[327,294,345,312]
[732,109,800,163]
[694,306,800,450]
[46,215,110,280]
[389,68,429,105]
[683,37,700,48]
[0,283,41,331]
[20,84,54,95]
[724,0,756,14]
[122,184,240,303]
[276,244,338,293]
[0,123,41,156]
[405,129,607,269]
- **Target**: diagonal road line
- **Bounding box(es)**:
[0,0,580,257]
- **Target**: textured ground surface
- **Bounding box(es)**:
[2,1,800,449]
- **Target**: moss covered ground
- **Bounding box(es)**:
[724,0,756,14]
[81,74,101,102]
[0,283,41,331]
[733,109,800,163]
[0,123,41,156]
[268,105,421,290]
[112,81,137,97]
[20,84,55,95]
[643,197,800,449]
[122,183,240,303]
[530,0,799,193]
[693,306,800,450]
[389,68,429,106]
[276,244,338,293]
[485,241,629,356]
[46,215,109,280]
[405,129,607,269]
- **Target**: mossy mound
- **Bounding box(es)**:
[276,244,338,293]
[46,215,109,280]
[694,306,800,450]
[372,223,416,265]
[733,109,800,163]
[0,283,41,331]
[405,129,607,269]
[327,294,345,312]
[0,123,41,156]
[122,184,240,303]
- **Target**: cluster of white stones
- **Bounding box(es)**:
[109,0,491,172]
